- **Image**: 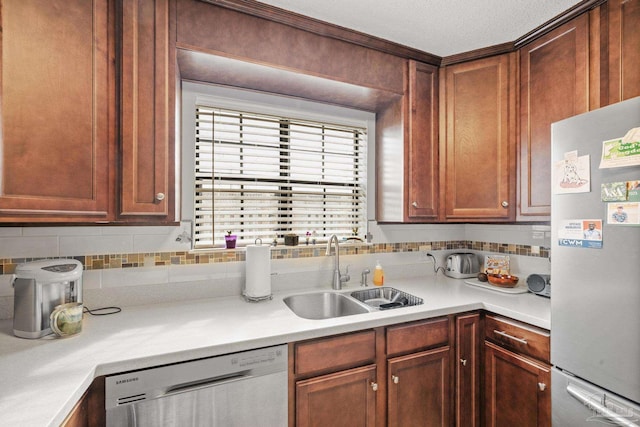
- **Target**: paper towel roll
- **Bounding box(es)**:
[245,243,271,300]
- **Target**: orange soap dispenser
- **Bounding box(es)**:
[372,260,384,286]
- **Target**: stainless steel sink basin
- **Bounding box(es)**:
[283,292,370,320]
[350,287,423,308]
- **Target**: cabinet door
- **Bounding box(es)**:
[603,0,640,104]
[388,346,451,427]
[406,60,439,221]
[119,0,175,219]
[0,0,114,222]
[519,15,589,220]
[295,365,377,427]
[441,53,516,221]
[456,313,481,427]
[484,341,551,427]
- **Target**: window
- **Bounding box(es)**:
[192,105,367,249]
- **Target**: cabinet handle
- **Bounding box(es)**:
[412,201,418,208]
[155,192,166,202]
[391,375,399,384]
[460,358,467,366]
[370,382,378,391]
[493,330,528,345]
[538,382,546,391]
[501,201,509,208]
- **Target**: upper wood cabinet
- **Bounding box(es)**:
[518,15,590,221]
[602,0,640,104]
[0,0,115,223]
[0,0,176,224]
[405,60,440,221]
[119,0,176,220]
[376,60,437,223]
[440,53,516,221]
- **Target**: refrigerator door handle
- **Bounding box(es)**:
[566,383,640,427]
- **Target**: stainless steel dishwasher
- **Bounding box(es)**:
[105,344,287,426]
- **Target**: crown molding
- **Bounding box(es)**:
[200,0,606,68]
[514,0,606,48]
[198,0,442,66]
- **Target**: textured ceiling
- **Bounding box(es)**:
[255,0,583,57]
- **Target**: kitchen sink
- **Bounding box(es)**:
[350,287,423,308]
[283,292,371,320]
[284,287,423,320]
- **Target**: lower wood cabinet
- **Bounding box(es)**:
[387,347,450,427]
[290,317,452,427]
[295,365,377,427]
[61,376,105,427]
[484,342,551,427]
[289,311,552,427]
[455,313,481,427]
[483,314,551,427]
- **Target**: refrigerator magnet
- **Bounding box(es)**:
[607,202,640,225]
[558,219,603,249]
[601,182,627,201]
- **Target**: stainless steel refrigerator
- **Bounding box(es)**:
[551,96,640,426]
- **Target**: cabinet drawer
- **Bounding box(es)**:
[484,315,550,363]
[294,330,376,376]
[386,317,449,357]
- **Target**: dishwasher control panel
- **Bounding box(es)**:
[234,346,283,368]
[105,344,287,410]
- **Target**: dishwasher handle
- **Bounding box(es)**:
[163,371,252,397]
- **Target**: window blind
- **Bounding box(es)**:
[193,106,367,249]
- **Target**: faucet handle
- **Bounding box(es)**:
[340,265,351,284]
[361,268,371,287]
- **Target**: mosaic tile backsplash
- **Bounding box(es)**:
[0,240,549,275]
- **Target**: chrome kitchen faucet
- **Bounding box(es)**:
[326,235,350,290]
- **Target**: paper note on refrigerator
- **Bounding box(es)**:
[599,130,640,169]
[553,154,590,194]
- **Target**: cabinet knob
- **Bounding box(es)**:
[392,375,399,384]
[501,201,509,208]
[371,382,378,391]
[538,382,546,391]
[460,358,467,366]
[412,201,419,208]
[155,193,165,202]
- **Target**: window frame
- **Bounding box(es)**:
[181,82,376,250]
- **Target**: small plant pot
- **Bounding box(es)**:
[284,234,299,246]
[225,235,237,249]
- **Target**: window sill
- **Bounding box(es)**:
[189,240,372,256]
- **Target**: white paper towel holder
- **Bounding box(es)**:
[243,239,274,303]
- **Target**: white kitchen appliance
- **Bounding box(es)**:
[12,259,83,339]
[551,96,640,425]
[105,344,287,426]
[525,274,550,297]
[443,253,480,279]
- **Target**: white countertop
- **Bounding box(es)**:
[0,274,550,426]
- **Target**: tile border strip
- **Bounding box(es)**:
[0,241,549,275]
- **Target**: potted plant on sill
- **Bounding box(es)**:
[225,231,237,249]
